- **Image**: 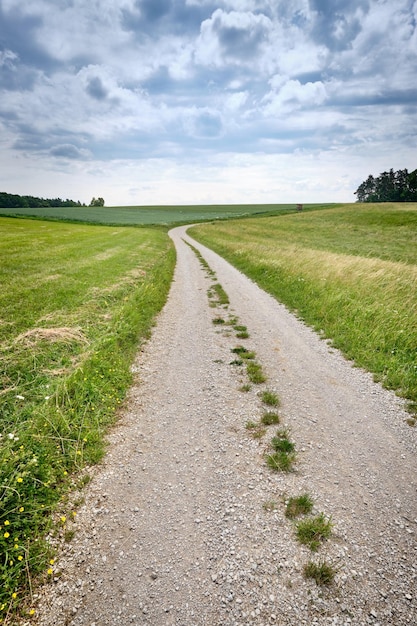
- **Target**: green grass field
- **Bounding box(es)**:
[0,203,333,226]
[0,218,175,618]
[191,203,417,416]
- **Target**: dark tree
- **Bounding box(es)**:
[354,168,417,202]
[0,191,82,208]
[89,197,105,207]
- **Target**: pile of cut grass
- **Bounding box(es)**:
[191,204,417,415]
[0,218,175,618]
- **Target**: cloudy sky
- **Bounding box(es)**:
[0,0,416,206]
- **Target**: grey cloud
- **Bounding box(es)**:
[190,110,223,138]
[86,76,108,100]
[0,5,60,72]
[217,21,266,59]
[140,0,171,22]
[294,70,327,84]
[330,88,417,108]
[211,11,271,61]
[142,66,174,94]
[0,50,38,91]
[49,144,89,159]
[9,118,90,158]
[121,0,213,37]
[309,0,370,51]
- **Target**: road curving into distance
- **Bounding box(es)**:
[35,225,417,626]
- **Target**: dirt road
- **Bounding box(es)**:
[36,226,417,625]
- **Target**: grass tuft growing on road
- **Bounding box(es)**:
[285,494,314,519]
[303,560,336,586]
[246,361,267,384]
[295,514,333,551]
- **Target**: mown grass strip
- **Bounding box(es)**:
[0,218,175,619]
[190,204,417,415]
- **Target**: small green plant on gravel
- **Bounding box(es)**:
[245,421,266,439]
[303,560,336,586]
[285,494,314,519]
[266,450,296,472]
[246,361,267,384]
[261,411,280,426]
[64,529,76,543]
[271,433,295,453]
[295,514,333,551]
[212,317,225,325]
[239,383,251,392]
[231,346,256,360]
[235,326,250,339]
[272,426,290,438]
[208,283,229,306]
[252,426,267,439]
[185,241,216,278]
[260,390,280,406]
[263,500,277,512]
[230,358,243,366]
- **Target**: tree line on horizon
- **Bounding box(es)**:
[0,191,85,209]
[354,168,417,203]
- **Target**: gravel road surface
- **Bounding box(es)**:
[34,225,417,626]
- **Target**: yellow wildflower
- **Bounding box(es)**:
[18,555,23,561]
[4,520,10,526]
[17,477,23,483]
[3,532,10,539]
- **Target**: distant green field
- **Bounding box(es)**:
[0,203,334,225]
[191,203,417,416]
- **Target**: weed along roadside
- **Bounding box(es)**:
[0,219,175,622]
